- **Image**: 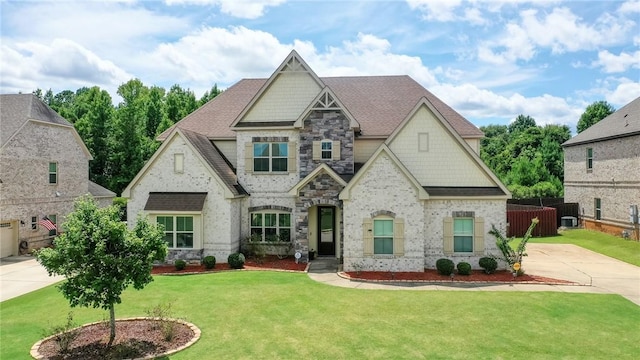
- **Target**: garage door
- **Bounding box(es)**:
[0,221,17,258]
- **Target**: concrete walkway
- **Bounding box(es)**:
[0,256,64,302]
[308,244,640,306]
[2,244,638,306]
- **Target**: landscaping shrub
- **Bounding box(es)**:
[436,258,455,275]
[479,257,498,274]
[457,261,472,275]
[43,312,79,354]
[202,255,216,269]
[174,259,186,271]
[228,252,245,269]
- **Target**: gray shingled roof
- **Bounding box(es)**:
[144,192,208,211]
[180,128,248,196]
[88,181,116,198]
[159,75,483,140]
[0,94,73,147]
[563,96,640,147]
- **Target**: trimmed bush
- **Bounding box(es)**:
[174,259,186,271]
[436,258,455,276]
[457,261,472,275]
[228,252,245,269]
[202,255,216,269]
[479,257,498,274]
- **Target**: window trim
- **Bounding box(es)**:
[253,142,288,173]
[250,211,292,242]
[31,216,38,231]
[586,147,593,172]
[321,140,333,160]
[157,215,195,249]
[49,162,58,184]
[373,217,394,255]
[453,218,474,253]
[443,215,485,256]
[595,198,601,220]
[174,153,184,173]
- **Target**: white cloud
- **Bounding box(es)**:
[431,82,580,127]
[606,78,640,106]
[618,0,640,14]
[165,0,286,19]
[0,39,132,95]
[592,50,640,73]
[406,0,462,22]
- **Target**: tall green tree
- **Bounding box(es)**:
[199,84,222,106]
[166,84,197,124]
[109,79,149,194]
[577,100,615,133]
[36,196,167,346]
[508,114,536,135]
[73,87,114,187]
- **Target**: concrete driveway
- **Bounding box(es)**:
[525,243,640,305]
[0,256,63,302]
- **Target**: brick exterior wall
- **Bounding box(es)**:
[564,135,640,235]
[127,134,241,263]
[342,152,507,272]
[0,122,95,254]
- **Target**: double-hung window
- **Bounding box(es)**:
[47,214,57,236]
[586,148,593,171]
[594,198,601,220]
[157,216,194,248]
[373,219,393,255]
[254,143,288,172]
[453,218,474,253]
[49,162,57,184]
[250,212,291,242]
[321,140,332,159]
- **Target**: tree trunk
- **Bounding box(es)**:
[108,304,116,347]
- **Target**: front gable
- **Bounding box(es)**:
[340,145,428,201]
[122,129,238,199]
[232,51,324,127]
[386,98,509,196]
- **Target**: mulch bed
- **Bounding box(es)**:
[35,319,196,360]
[343,269,575,284]
[151,255,308,275]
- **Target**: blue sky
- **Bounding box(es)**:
[1,0,638,131]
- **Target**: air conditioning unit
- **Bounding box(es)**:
[561,216,578,227]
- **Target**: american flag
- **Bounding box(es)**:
[39,217,57,231]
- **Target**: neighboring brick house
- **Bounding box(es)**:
[0,94,115,257]
[123,51,510,271]
[563,96,640,239]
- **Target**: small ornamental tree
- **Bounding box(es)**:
[489,217,538,275]
[37,196,167,346]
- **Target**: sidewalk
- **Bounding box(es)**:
[0,256,64,302]
[307,244,640,306]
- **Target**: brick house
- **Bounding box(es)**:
[0,94,115,257]
[123,51,510,271]
[563,96,640,239]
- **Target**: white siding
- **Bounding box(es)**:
[388,106,495,187]
[214,140,237,168]
[242,72,322,123]
[354,139,384,163]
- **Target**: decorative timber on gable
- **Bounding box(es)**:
[313,92,339,109]
[231,50,325,128]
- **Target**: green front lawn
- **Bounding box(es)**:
[528,229,640,266]
[2,272,639,359]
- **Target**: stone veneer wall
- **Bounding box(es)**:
[294,173,344,261]
[299,110,354,177]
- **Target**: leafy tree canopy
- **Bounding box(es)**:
[577,100,615,133]
[37,196,167,346]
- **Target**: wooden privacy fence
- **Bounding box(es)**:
[506,205,557,237]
